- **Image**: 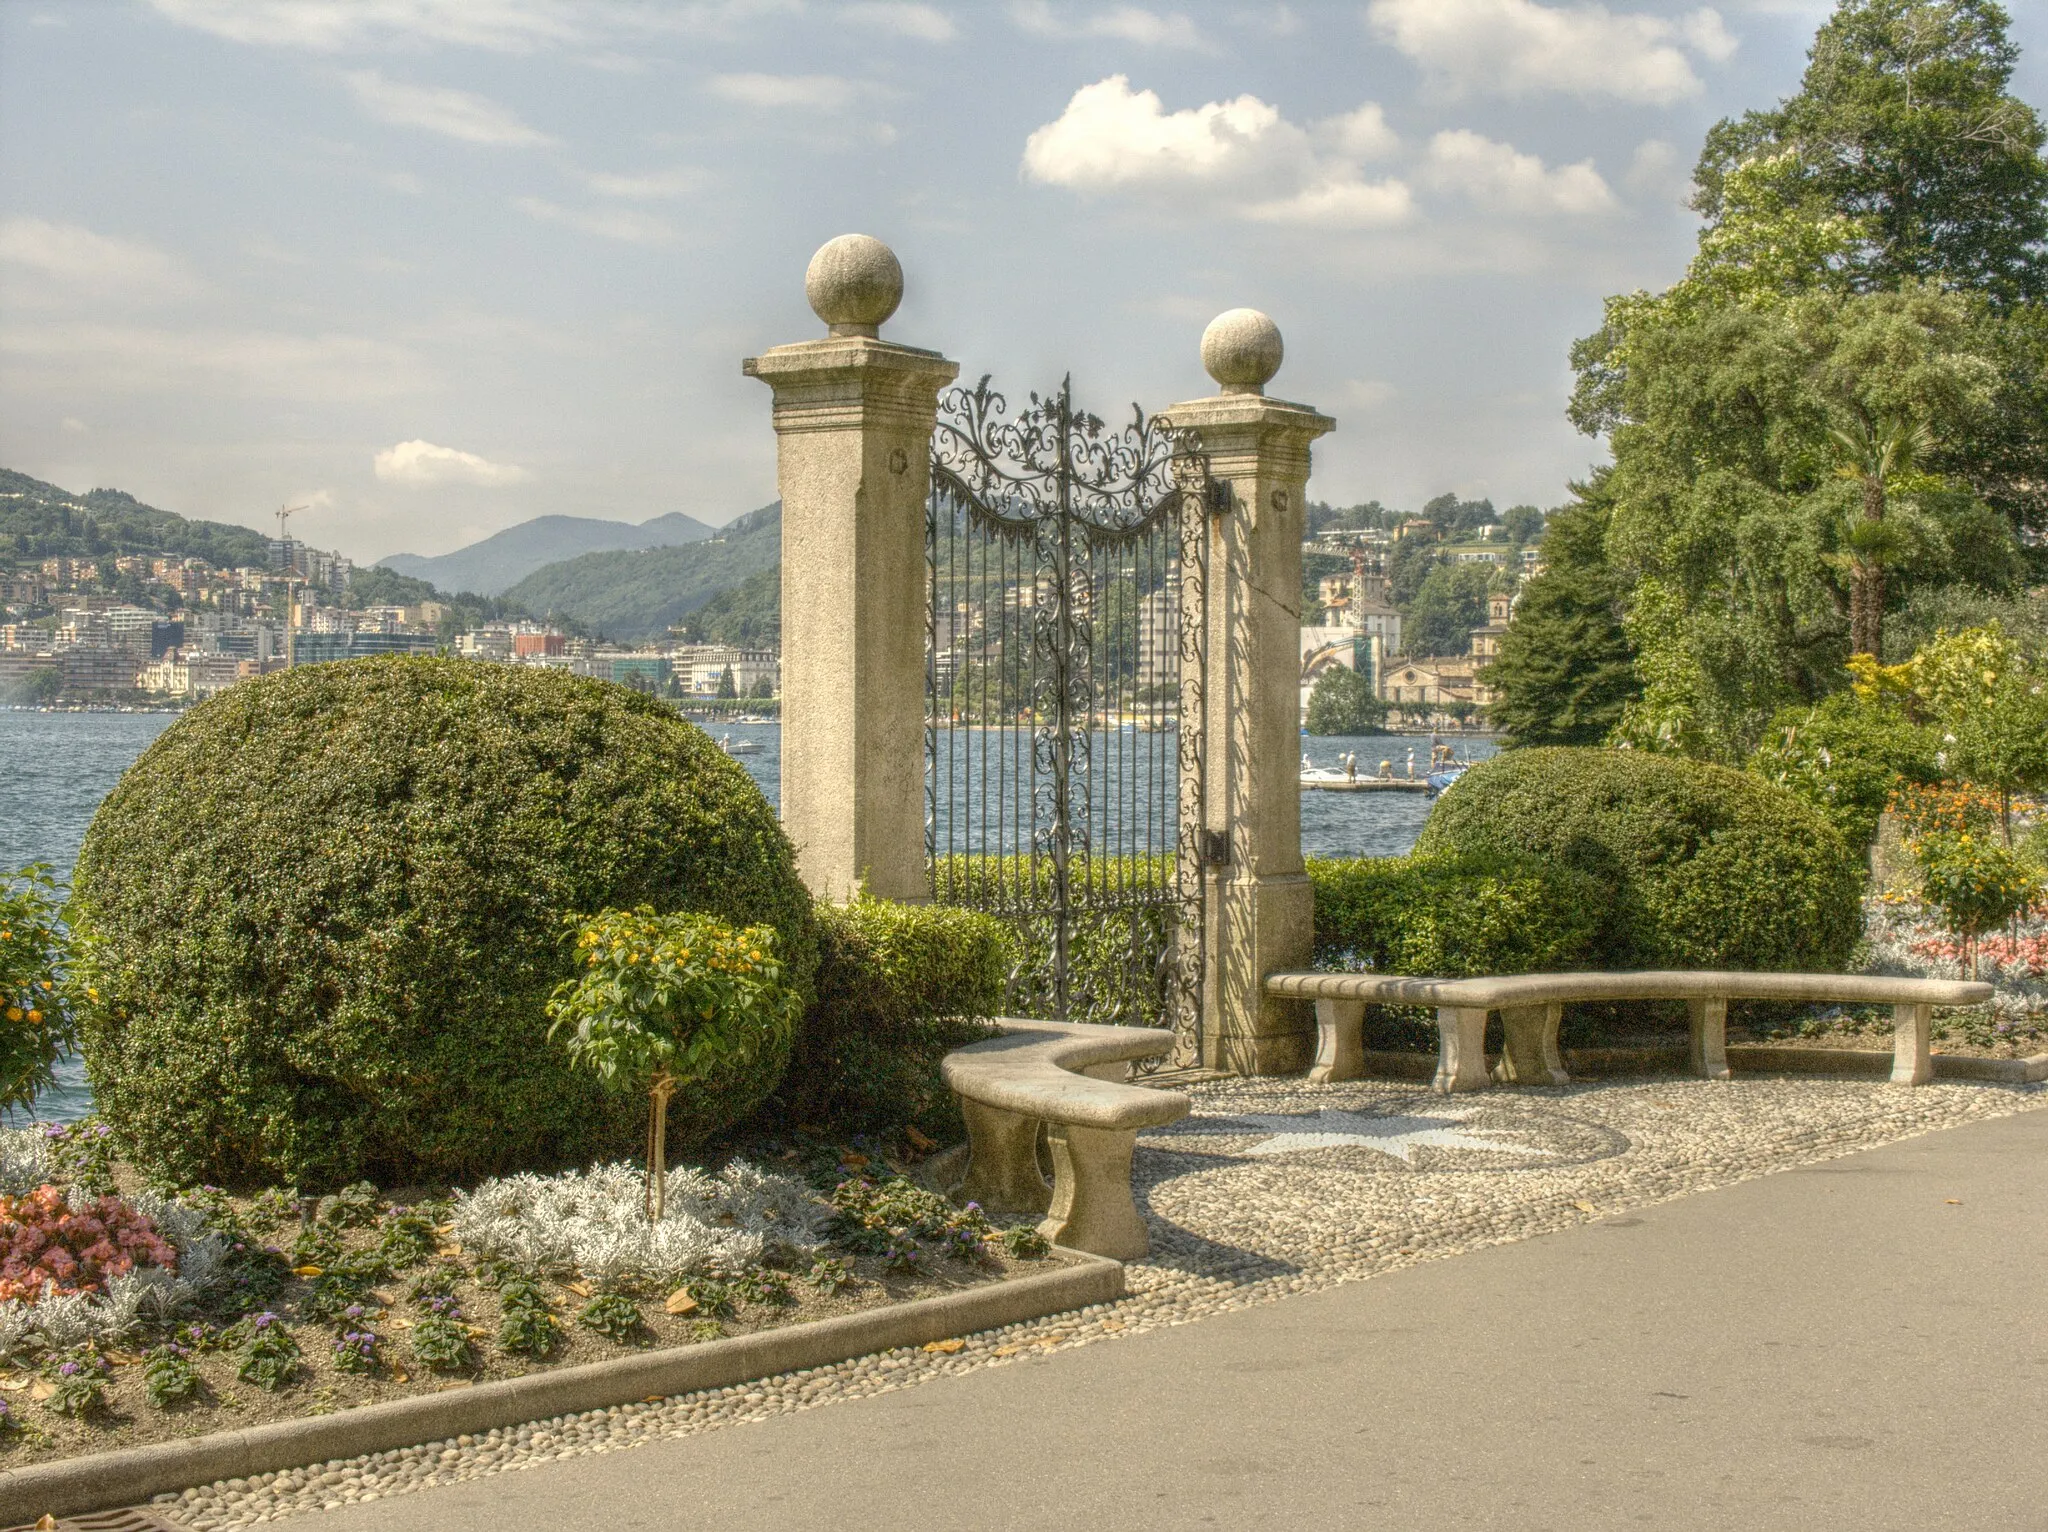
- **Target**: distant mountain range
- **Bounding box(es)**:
[503,502,780,642]
[0,468,273,568]
[378,510,716,597]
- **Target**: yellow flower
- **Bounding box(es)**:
[3,1009,18,1023]
[86,988,98,1001]
[25,1011,38,1024]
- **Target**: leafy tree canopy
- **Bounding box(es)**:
[1405,561,1493,658]
[1486,493,1639,747]
[1692,0,2048,307]
[1305,664,1388,736]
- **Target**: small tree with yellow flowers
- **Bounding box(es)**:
[0,865,75,1112]
[547,908,800,1221]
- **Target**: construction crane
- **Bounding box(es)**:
[275,503,309,668]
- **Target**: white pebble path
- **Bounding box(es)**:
[156,1074,2046,1528]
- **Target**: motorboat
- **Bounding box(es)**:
[718,733,763,756]
[1424,741,1471,797]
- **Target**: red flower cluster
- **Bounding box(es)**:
[0,1185,178,1303]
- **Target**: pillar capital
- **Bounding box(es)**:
[743,337,958,435]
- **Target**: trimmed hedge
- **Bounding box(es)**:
[71,657,818,1189]
[1413,747,1862,972]
[757,896,1016,1142]
[1307,853,1604,978]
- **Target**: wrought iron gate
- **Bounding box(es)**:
[925,375,1213,1061]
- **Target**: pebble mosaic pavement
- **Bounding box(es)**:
[158,1073,2047,1527]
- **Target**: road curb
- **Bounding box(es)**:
[0,1251,1123,1526]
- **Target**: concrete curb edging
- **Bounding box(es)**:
[0,1252,1123,1527]
[1355,1047,2048,1084]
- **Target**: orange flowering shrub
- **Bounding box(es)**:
[0,1185,177,1303]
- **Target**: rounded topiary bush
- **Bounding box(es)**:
[70,657,817,1189]
[1412,747,1861,972]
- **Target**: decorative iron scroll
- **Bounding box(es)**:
[925,375,1212,1067]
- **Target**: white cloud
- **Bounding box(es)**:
[1424,130,1615,214]
[1246,177,1415,227]
[584,167,702,199]
[840,3,956,41]
[1321,103,1400,161]
[1366,0,1738,104]
[513,197,681,244]
[706,73,869,111]
[373,439,530,486]
[1012,2,1210,50]
[60,416,87,434]
[0,218,205,303]
[1625,138,1691,204]
[1022,76,1277,186]
[146,0,796,52]
[342,70,555,146]
[1022,77,1413,228]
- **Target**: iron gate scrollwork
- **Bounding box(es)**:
[925,375,1214,1065]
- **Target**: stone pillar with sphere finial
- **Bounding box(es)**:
[743,235,958,903]
[1161,310,1334,1074]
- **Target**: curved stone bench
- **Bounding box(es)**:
[1265,970,1996,1092]
[940,1020,1190,1260]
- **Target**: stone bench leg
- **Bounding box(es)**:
[1039,1124,1149,1259]
[960,1099,1051,1215]
[1494,1002,1568,1086]
[1433,1006,1491,1093]
[1687,997,1730,1081]
[1892,1002,1933,1085]
[1309,998,1366,1084]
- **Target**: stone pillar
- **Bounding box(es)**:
[1162,311,1334,1074]
[743,235,958,903]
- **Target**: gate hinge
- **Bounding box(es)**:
[1200,829,1231,865]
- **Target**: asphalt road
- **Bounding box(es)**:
[321,1101,2048,1532]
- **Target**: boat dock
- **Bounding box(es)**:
[1300,776,1431,793]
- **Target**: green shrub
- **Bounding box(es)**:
[1413,747,1862,971]
[1307,853,1603,978]
[1748,693,1941,853]
[756,895,1013,1142]
[931,855,1178,1027]
[69,656,817,1188]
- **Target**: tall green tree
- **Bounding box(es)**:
[1692,0,2048,306]
[1405,562,1492,657]
[1486,494,1639,747]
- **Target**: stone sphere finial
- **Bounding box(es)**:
[805,234,903,338]
[1201,308,1284,395]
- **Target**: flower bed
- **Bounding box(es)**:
[0,1130,1053,1467]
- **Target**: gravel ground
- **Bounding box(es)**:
[157,1073,2046,1528]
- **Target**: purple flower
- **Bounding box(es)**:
[58,1362,78,1377]
[253,1312,275,1330]
[344,1305,365,1320]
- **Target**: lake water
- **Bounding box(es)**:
[0,707,1486,1121]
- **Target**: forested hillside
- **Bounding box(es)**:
[0,469,272,567]
[502,502,780,641]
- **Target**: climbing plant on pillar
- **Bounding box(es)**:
[548,907,800,1220]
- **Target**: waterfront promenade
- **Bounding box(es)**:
[292,1099,2045,1531]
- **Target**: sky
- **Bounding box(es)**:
[2,0,2044,565]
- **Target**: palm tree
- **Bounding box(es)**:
[1828,410,1930,658]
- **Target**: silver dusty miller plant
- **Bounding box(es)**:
[450,1160,825,1287]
